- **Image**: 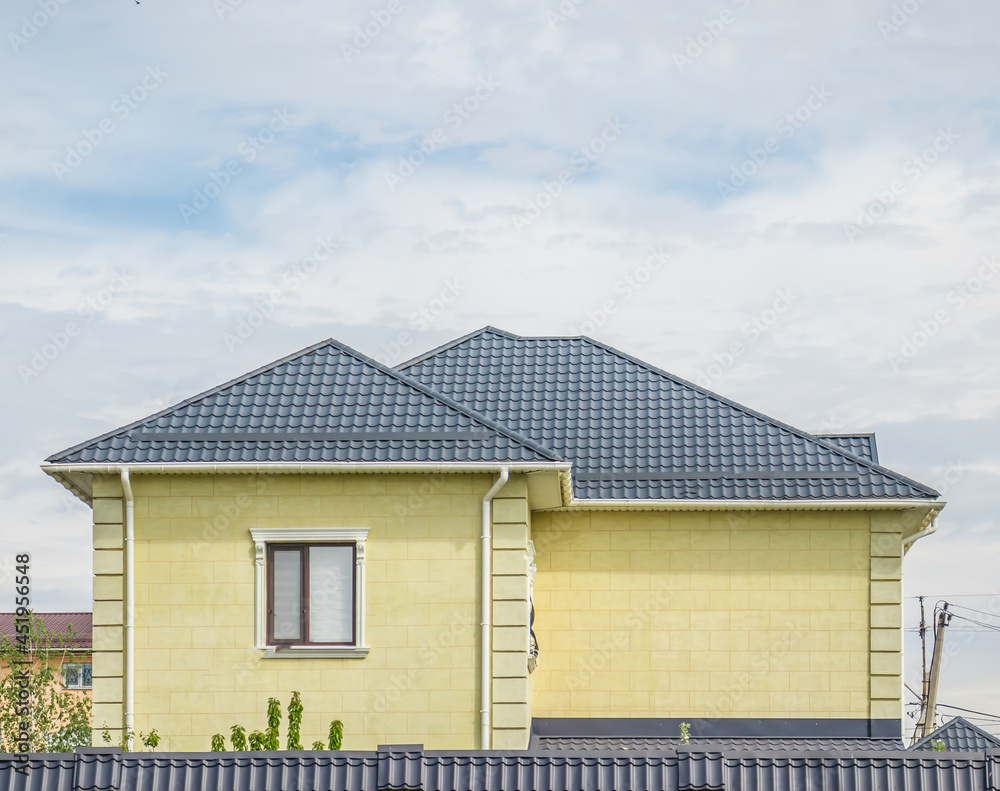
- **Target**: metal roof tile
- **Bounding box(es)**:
[1,750,995,791]
[911,718,1000,753]
[46,338,559,466]
[398,328,939,502]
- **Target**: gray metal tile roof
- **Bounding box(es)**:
[398,328,939,501]
[722,752,989,791]
[911,718,1000,752]
[2,749,995,791]
[46,339,559,466]
[380,751,682,791]
[0,755,75,791]
[537,737,904,751]
[70,751,380,791]
[817,434,879,463]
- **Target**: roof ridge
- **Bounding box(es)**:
[395,326,518,371]
[328,337,561,462]
[581,335,938,497]
[45,338,338,463]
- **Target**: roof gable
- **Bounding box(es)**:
[911,717,1000,751]
[398,327,939,501]
[47,338,559,465]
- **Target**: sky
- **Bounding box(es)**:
[1,0,998,742]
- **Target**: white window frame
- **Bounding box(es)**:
[249,528,370,659]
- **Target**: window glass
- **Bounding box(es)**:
[272,549,302,641]
[309,545,354,643]
[63,663,93,688]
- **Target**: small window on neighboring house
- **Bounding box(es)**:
[250,528,370,658]
[63,662,92,689]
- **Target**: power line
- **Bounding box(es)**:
[936,703,1000,722]
[948,613,1000,633]
[905,594,1000,599]
[905,627,1000,633]
[948,603,1000,620]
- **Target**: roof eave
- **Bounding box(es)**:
[42,462,575,507]
[548,497,944,523]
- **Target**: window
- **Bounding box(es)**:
[62,662,92,689]
[268,543,355,645]
[250,528,369,658]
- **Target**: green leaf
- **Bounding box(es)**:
[287,691,303,750]
[230,724,248,751]
[328,719,344,751]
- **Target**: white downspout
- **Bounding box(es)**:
[120,467,135,751]
[903,515,938,548]
[481,466,509,750]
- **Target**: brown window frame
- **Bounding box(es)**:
[266,542,357,647]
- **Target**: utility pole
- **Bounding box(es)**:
[910,597,929,745]
[919,603,951,739]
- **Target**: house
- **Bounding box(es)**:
[42,327,944,751]
[0,612,93,693]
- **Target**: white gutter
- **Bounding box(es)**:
[43,462,569,475]
[480,465,509,750]
[119,467,135,752]
[558,498,946,513]
[903,515,939,548]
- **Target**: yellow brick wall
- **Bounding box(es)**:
[530,510,874,719]
[90,469,905,748]
[127,472,494,751]
[490,477,532,749]
[91,475,125,745]
[869,513,903,720]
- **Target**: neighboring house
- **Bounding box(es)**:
[910,716,1000,751]
[42,327,944,751]
[0,612,93,695]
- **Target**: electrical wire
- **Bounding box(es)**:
[947,603,1000,620]
[947,613,1000,633]
[935,703,1000,722]
[905,594,1000,599]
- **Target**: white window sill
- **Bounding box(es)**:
[260,646,370,659]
